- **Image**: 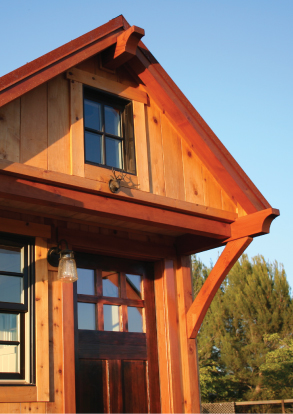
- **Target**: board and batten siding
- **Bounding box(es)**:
[0,61,237,214]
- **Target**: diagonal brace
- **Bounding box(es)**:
[187,236,253,338]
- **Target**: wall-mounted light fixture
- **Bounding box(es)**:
[47,239,78,283]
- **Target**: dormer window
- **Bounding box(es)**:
[83,87,136,174]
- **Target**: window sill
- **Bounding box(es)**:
[0,385,39,402]
[84,163,138,188]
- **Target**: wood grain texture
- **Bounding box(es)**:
[133,101,150,192]
[0,99,20,162]
[161,114,185,201]
[48,75,70,174]
[176,256,201,413]
[0,217,51,238]
[0,403,20,413]
[35,238,50,401]
[145,98,166,196]
[20,403,46,413]
[0,388,37,403]
[66,68,147,104]
[46,273,64,414]
[187,237,253,338]
[20,84,48,169]
[122,361,148,414]
[108,360,123,413]
[70,80,84,177]
[202,164,222,210]
[181,137,204,205]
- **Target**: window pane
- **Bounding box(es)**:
[105,137,122,169]
[84,99,102,131]
[77,269,95,295]
[0,246,21,273]
[126,274,142,300]
[0,313,19,341]
[102,272,119,297]
[128,307,143,333]
[78,303,96,330]
[0,344,19,373]
[0,275,23,303]
[85,131,103,164]
[104,305,120,331]
[105,106,121,136]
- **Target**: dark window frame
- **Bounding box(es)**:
[0,233,35,382]
[83,86,136,175]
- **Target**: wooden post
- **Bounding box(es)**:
[176,255,201,413]
[154,260,183,413]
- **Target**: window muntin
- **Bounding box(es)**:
[77,268,144,333]
[83,87,136,174]
[0,234,34,382]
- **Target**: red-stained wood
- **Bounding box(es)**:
[0,174,231,239]
[108,360,123,413]
[176,256,201,413]
[103,26,145,70]
[187,237,253,339]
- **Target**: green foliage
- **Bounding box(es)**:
[193,254,293,403]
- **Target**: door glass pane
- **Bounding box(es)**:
[102,272,119,297]
[128,307,143,333]
[78,303,96,330]
[0,275,23,303]
[77,269,95,295]
[104,305,119,331]
[0,313,19,341]
[104,106,121,136]
[0,246,22,273]
[105,137,122,169]
[126,274,142,300]
[84,99,102,131]
[85,131,103,164]
[0,344,19,373]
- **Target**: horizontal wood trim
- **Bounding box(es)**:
[66,68,148,104]
[0,386,37,402]
[78,330,147,360]
[77,294,144,307]
[235,400,293,406]
[84,163,138,187]
[0,217,51,238]
[0,161,237,222]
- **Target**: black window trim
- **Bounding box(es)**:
[0,232,35,383]
[83,86,137,175]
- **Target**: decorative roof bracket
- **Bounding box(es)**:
[102,25,145,70]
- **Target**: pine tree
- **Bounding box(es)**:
[194,254,293,402]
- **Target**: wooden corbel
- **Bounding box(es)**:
[102,25,145,70]
[186,236,253,338]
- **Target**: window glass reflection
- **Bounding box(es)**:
[0,246,22,273]
[84,99,102,131]
[102,272,119,297]
[105,137,122,169]
[77,268,95,295]
[128,307,143,333]
[0,344,19,373]
[105,106,121,136]
[104,305,120,331]
[78,303,96,330]
[0,313,19,341]
[0,276,23,303]
[126,274,142,300]
[85,131,103,164]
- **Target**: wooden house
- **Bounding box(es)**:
[0,15,279,413]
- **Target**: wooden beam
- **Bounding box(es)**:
[102,26,145,70]
[187,237,252,338]
[0,174,231,239]
[66,68,148,104]
[176,208,279,256]
[0,216,51,238]
[0,160,237,223]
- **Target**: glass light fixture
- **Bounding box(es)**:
[47,240,78,283]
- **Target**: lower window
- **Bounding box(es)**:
[0,233,34,382]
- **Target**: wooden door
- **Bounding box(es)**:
[74,254,161,413]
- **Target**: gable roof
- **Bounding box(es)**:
[0,15,271,215]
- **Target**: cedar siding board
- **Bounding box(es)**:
[0,15,278,414]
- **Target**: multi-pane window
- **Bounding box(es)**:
[0,234,34,382]
[77,268,144,333]
[84,87,136,174]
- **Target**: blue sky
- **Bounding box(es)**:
[1,0,292,289]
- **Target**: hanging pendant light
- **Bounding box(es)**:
[47,239,78,283]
